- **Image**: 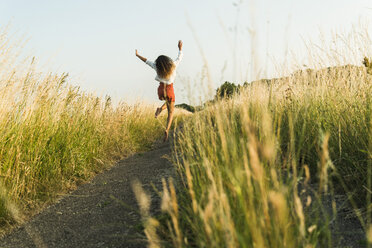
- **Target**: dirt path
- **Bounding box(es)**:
[0,140,175,248]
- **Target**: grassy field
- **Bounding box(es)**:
[1,24,372,247]
[0,29,168,229]
[140,62,372,246]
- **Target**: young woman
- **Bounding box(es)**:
[135,40,183,141]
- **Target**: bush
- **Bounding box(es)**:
[363,56,372,74]
[215,81,240,99]
[175,103,195,113]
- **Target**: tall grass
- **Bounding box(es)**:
[136,34,372,246]
[155,65,371,247]
[0,28,165,227]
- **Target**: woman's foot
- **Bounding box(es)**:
[163,130,169,142]
[155,107,162,118]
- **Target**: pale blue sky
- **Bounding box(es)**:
[1,0,371,104]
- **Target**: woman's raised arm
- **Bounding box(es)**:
[135,49,148,62]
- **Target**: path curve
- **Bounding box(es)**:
[0,140,175,248]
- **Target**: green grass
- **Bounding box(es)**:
[138,64,372,247]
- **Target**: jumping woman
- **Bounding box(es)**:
[135,40,183,141]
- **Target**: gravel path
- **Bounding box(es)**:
[319,192,367,248]
[0,140,175,248]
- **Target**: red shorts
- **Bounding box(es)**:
[157,83,175,102]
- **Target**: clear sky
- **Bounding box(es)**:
[1,0,371,104]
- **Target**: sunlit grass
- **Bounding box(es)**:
[0,28,168,228]
[135,45,372,246]
[154,64,371,247]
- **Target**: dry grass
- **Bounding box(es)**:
[0,28,168,229]
[137,27,372,246]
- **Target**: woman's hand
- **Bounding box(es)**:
[135,50,147,62]
[178,40,183,51]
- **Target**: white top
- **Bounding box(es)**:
[145,50,183,84]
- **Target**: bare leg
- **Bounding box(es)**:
[164,101,175,142]
[155,102,166,118]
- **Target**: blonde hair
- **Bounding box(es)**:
[155,55,176,80]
